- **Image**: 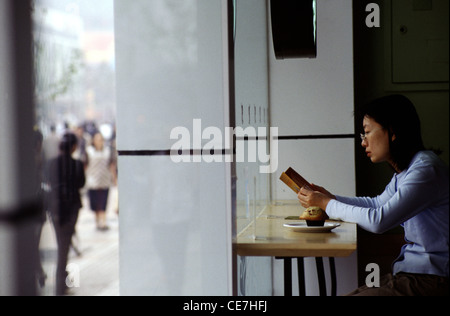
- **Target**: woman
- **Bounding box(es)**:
[47,133,85,295]
[86,132,116,231]
[298,95,449,296]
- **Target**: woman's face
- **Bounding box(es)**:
[93,133,104,150]
[361,116,392,164]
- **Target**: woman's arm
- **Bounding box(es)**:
[297,180,395,211]
[326,164,442,233]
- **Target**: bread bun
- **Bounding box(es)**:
[299,206,329,226]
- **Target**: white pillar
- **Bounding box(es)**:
[114,0,234,295]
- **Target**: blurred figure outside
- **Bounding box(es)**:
[45,133,86,296]
[73,125,89,166]
[42,124,60,162]
[86,132,117,231]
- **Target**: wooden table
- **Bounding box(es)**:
[236,201,357,296]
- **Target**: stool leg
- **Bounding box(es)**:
[329,257,337,296]
[284,258,292,296]
[315,257,326,296]
[297,257,306,296]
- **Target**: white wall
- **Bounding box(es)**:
[114,0,233,295]
[269,0,358,296]
[118,157,230,295]
[269,0,355,138]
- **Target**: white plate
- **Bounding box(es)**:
[283,222,340,233]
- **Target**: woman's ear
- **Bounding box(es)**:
[389,127,396,142]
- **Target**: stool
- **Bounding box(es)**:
[276,257,337,296]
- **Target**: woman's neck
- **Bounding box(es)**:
[388,159,402,174]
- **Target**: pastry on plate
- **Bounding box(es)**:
[299,206,329,227]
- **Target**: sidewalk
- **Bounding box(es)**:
[39,187,120,296]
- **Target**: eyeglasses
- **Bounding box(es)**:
[360,127,383,142]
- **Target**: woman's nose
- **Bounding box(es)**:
[361,139,367,147]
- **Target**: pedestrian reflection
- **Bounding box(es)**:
[45,133,85,296]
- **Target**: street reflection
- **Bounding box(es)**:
[32,0,117,296]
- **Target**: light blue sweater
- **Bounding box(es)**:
[327,151,449,277]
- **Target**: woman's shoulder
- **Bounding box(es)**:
[412,151,447,169]
[407,151,449,184]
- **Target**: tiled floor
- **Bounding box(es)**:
[39,187,120,296]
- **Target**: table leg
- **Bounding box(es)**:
[315,257,326,296]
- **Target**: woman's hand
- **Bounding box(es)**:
[297,183,336,210]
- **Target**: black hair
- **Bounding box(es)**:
[357,94,425,172]
[59,133,78,156]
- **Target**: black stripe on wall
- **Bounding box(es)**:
[118,149,233,157]
[118,150,172,156]
[117,134,356,157]
[277,134,356,140]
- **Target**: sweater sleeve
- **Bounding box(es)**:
[330,175,397,210]
[326,162,441,234]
